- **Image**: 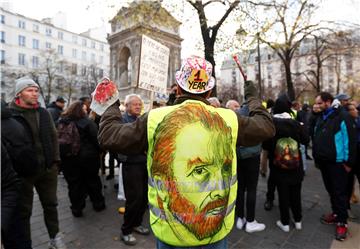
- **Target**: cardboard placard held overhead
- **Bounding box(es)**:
[138,35,170,94]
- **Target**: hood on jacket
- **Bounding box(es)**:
[273,94,293,115]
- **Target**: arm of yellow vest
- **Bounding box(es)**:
[236,97,275,147]
[98,102,148,155]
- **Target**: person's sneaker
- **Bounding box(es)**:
[122,233,137,246]
[276,220,290,232]
[71,209,83,218]
[335,223,348,241]
[264,200,273,211]
[320,213,337,225]
[106,174,114,180]
[295,221,302,230]
[133,225,150,235]
[48,232,67,249]
[93,202,106,212]
[236,217,246,230]
[245,220,266,233]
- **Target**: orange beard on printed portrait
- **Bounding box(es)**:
[167,180,228,240]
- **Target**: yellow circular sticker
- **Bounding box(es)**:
[187,69,209,92]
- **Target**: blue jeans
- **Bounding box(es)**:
[156,238,227,249]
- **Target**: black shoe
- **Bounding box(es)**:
[106,174,114,180]
[71,209,83,217]
[264,200,273,211]
[93,202,106,212]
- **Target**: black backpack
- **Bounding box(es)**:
[58,121,81,157]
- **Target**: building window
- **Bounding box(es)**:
[18,53,26,65]
[100,44,104,51]
[58,62,64,73]
[72,49,77,58]
[268,54,272,60]
[81,65,86,76]
[33,24,39,32]
[1,15,5,24]
[72,35,77,44]
[99,69,104,78]
[46,42,51,49]
[91,53,95,63]
[18,35,26,47]
[91,41,96,49]
[82,38,87,47]
[71,63,77,75]
[0,31,5,43]
[32,39,39,49]
[82,51,86,61]
[46,27,52,36]
[1,50,5,64]
[18,20,25,29]
[58,45,64,55]
[58,31,63,40]
[32,56,39,68]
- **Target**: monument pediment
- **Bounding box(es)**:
[110,1,181,36]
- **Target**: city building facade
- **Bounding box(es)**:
[0,7,110,103]
[220,30,360,103]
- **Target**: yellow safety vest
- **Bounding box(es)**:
[147,100,238,246]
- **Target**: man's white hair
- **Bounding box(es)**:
[225,99,239,109]
[124,94,142,106]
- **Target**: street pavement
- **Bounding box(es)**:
[31,159,360,249]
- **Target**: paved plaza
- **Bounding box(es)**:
[30,159,360,249]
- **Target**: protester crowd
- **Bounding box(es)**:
[1,55,360,249]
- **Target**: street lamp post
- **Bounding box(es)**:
[257,33,262,98]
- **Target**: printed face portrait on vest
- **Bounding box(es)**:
[150,103,233,240]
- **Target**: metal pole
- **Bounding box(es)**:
[257,33,262,98]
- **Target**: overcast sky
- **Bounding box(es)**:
[7,0,359,33]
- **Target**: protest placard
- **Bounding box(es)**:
[138,35,170,94]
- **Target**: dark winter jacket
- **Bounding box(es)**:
[263,113,309,184]
[9,101,60,169]
[1,142,21,233]
[98,93,275,156]
[236,104,262,159]
[58,117,100,160]
[121,112,147,164]
[1,106,39,176]
[47,102,63,123]
[312,106,357,167]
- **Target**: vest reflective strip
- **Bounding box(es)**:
[148,175,237,193]
[149,200,236,222]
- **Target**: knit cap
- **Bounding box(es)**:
[15,77,39,96]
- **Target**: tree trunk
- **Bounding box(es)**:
[285,61,295,101]
[204,42,217,96]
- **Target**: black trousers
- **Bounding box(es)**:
[62,156,104,211]
[346,144,360,209]
[277,181,302,225]
[266,167,276,202]
[121,162,148,235]
[319,162,349,223]
[235,156,260,222]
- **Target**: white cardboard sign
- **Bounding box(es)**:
[138,35,170,94]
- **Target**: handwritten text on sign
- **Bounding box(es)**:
[138,35,170,94]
